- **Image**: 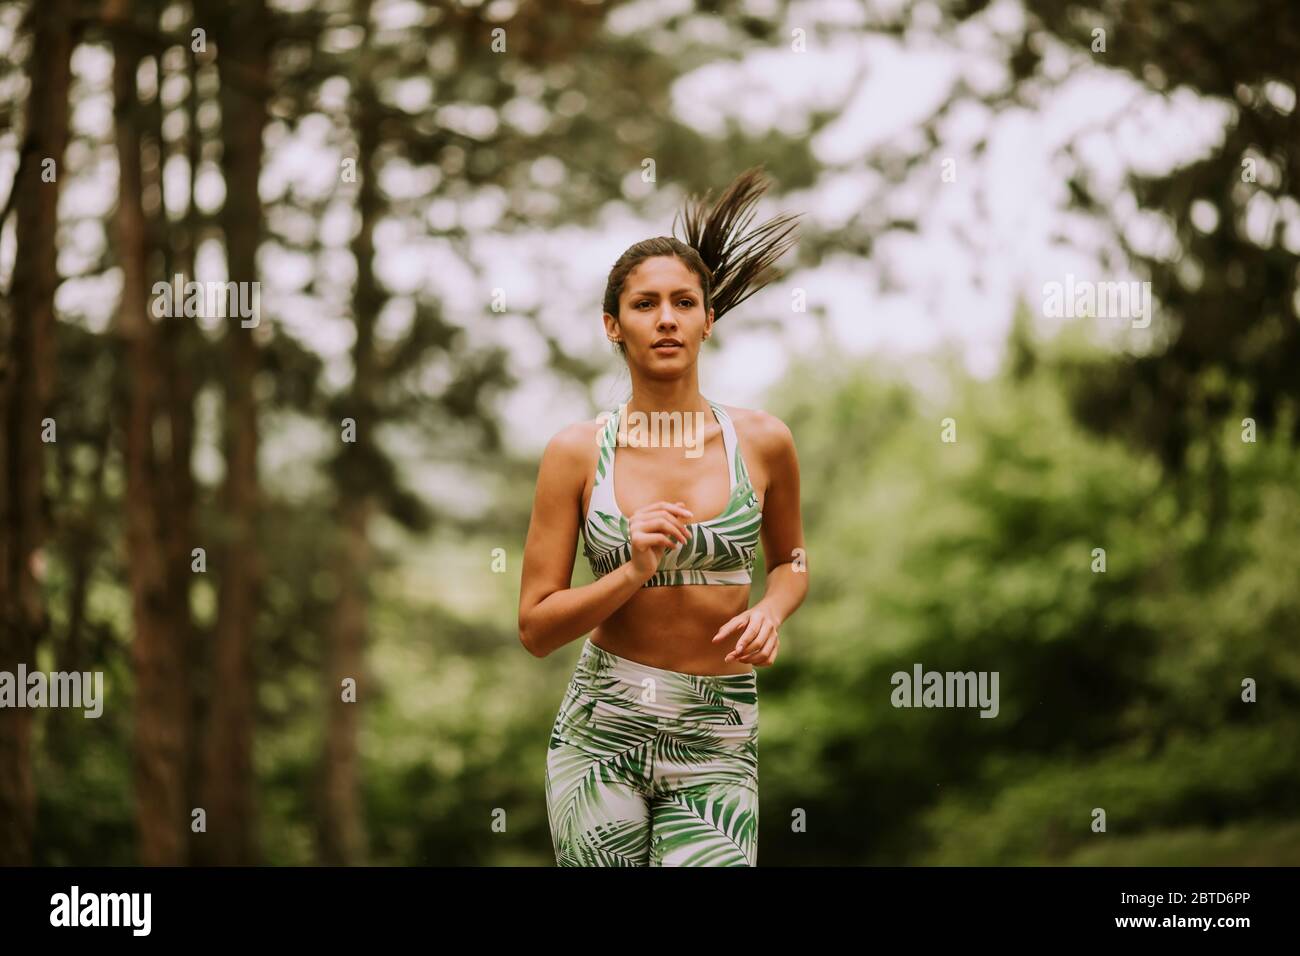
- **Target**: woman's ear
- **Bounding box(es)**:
[602,311,621,343]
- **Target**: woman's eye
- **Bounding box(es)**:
[678,299,694,308]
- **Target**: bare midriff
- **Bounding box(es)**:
[581,410,763,676]
[590,583,755,676]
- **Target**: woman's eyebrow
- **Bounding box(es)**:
[629,288,698,297]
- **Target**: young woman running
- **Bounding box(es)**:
[518,166,808,866]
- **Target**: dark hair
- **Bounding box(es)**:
[601,165,800,355]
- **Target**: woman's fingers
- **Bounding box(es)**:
[624,501,695,555]
[711,612,747,643]
[648,511,691,543]
[630,529,677,552]
[633,500,693,521]
[631,502,692,538]
[724,614,765,661]
[654,500,693,521]
[632,507,688,528]
[737,630,777,664]
[631,515,688,546]
[732,610,780,662]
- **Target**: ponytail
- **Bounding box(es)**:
[601,165,801,335]
[671,165,801,323]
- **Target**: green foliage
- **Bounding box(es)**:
[291,322,1298,866]
[1022,0,1300,467]
[33,318,1298,865]
[747,330,1300,863]
[21,0,1299,866]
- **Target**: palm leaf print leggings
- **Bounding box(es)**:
[545,638,759,866]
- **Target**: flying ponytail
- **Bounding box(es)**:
[670,165,801,323]
[601,165,800,346]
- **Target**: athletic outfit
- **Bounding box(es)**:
[581,400,762,586]
[545,400,765,866]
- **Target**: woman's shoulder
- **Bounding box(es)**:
[539,416,608,470]
[717,403,795,458]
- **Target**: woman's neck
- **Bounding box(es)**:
[625,374,710,418]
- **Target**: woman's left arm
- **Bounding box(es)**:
[712,412,808,665]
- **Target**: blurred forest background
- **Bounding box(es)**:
[1,0,1298,865]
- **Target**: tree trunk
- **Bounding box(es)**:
[48,404,111,771]
[0,0,73,867]
[108,1,189,866]
[198,0,268,866]
[145,0,201,862]
[177,15,209,867]
[320,495,373,864]
[319,3,379,864]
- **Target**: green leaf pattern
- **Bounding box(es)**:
[581,401,762,587]
[546,641,759,866]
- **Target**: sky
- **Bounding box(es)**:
[0,0,1266,482]
[487,0,1236,453]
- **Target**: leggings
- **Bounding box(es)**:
[545,637,759,866]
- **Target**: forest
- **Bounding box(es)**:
[0,0,1297,866]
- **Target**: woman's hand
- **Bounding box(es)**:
[627,500,692,582]
[711,604,781,666]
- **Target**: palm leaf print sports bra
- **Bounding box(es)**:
[581,399,762,587]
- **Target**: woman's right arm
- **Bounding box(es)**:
[517,423,690,657]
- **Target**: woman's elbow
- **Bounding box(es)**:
[517,615,548,658]
[519,629,543,658]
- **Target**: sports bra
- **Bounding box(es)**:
[581,399,762,587]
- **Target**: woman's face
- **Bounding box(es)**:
[605,255,713,377]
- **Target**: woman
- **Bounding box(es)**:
[517,166,808,867]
